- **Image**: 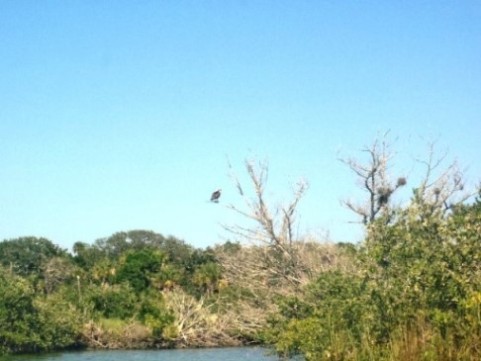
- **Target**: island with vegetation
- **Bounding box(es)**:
[1,139,480,361]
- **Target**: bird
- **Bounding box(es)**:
[210,189,222,203]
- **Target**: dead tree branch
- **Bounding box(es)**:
[340,133,406,225]
[413,141,476,215]
[224,159,309,289]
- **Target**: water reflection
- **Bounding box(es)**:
[3,347,281,361]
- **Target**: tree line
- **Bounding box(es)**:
[1,136,481,361]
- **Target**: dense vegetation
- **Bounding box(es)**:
[267,192,481,361]
[0,231,247,353]
[1,140,480,360]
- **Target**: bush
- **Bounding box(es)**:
[0,267,80,354]
[266,193,481,360]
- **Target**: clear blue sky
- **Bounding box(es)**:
[1,1,480,251]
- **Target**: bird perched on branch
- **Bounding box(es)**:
[210,189,221,203]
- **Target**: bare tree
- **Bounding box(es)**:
[223,158,309,288]
[340,133,406,225]
[412,141,476,216]
[341,135,478,224]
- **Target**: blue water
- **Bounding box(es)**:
[2,347,281,361]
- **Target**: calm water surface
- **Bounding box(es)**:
[3,347,282,361]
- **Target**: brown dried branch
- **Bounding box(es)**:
[163,288,244,347]
[224,159,309,288]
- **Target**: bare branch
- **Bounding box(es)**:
[223,159,309,289]
[412,142,476,216]
[340,133,405,225]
